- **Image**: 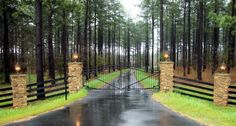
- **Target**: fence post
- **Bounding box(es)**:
[213,73,231,106]
[159,61,174,92]
[10,74,27,108]
[68,62,83,93]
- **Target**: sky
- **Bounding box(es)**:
[119,0,142,21]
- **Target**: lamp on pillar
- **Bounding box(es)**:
[163,52,170,61]
[72,53,80,62]
[219,62,227,73]
[15,63,21,74]
[213,62,231,106]
[11,63,27,108]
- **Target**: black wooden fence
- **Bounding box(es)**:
[27,77,68,103]
[174,76,236,105]
[173,76,214,101]
[228,85,236,105]
[0,86,13,108]
[0,77,68,108]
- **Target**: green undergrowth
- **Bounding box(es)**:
[152,92,236,126]
[86,69,128,88]
[134,70,159,88]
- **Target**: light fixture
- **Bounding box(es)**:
[15,63,21,73]
[163,52,169,61]
[72,53,79,62]
[219,62,227,73]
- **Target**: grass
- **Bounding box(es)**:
[0,70,121,125]
[152,92,236,126]
[0,89,88,125]
[134,70,159,88]
[85,69,128,88]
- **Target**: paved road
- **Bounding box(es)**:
[7,71,201,126]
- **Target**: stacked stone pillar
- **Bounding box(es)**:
[213,73,231,106]
[68,62,83,93]
[160,61,174,92]
[11,74,27,108]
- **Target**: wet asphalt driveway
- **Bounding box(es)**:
[7,71,201,126]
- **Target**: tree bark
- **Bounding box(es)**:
[196,0,203,80]
[47,3,55,81]
[160,0,164,53]
[187,0,191,74]
[212,0,219,74]
[84,0,89,79]
[151,1,155,73]
[108,27,111,72]
[112,24,116,71]
[94,5,97,76]
[35,0,45,99]
[227,0,236,72]
[2,1,10,83]
[145,17,149,72]
[128,27,131,68]
[183,1,187,76]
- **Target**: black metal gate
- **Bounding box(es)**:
[83,66,159,91]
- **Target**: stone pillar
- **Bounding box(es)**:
[213,73,231,106]
[10,74,27,108]
[68,62,83,93]
[160,61,174,92]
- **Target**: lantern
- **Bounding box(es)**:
[15,63,21,73]
[219,63,227,73]
[72,53,79,62]
[163,52,169,61]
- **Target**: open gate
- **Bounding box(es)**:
[83,66,159,91]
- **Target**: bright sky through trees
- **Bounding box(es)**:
[119,0,142,21]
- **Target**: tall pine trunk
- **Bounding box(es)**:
[212,0,219,74]
[35,0,45,99]
[112,24,116,71]
[3,1,10,83]
[160,0,164,53]
[196,0,203,80]
[145,17,149,72]
[108,27,111,72]
[84,0,89,80]
[47,3,55,81]
[94,6,97,76]
[228,0,236,72]
[151,1,155,73]
[183,1,187,76]
[187,0,191,74]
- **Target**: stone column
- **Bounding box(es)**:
[68,62,83,93]
[213,73,231,106]
[11,74,27,108]
[160,61,174,92]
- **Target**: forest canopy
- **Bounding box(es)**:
[0,0,236,86]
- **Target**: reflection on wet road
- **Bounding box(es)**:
[7,71,201,126]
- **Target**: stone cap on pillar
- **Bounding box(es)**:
[214,73,230,77]
[10,74,27,78]
[160,61,174,64]
[68,62,83,65]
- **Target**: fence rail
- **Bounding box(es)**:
[0,86,13,108]
[173,76,214,102]
[228,85,236,105]
[0,77,67,108]
[174,76,236,105]
[27,77,67,103]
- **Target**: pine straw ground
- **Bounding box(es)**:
[174,66,236,84]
